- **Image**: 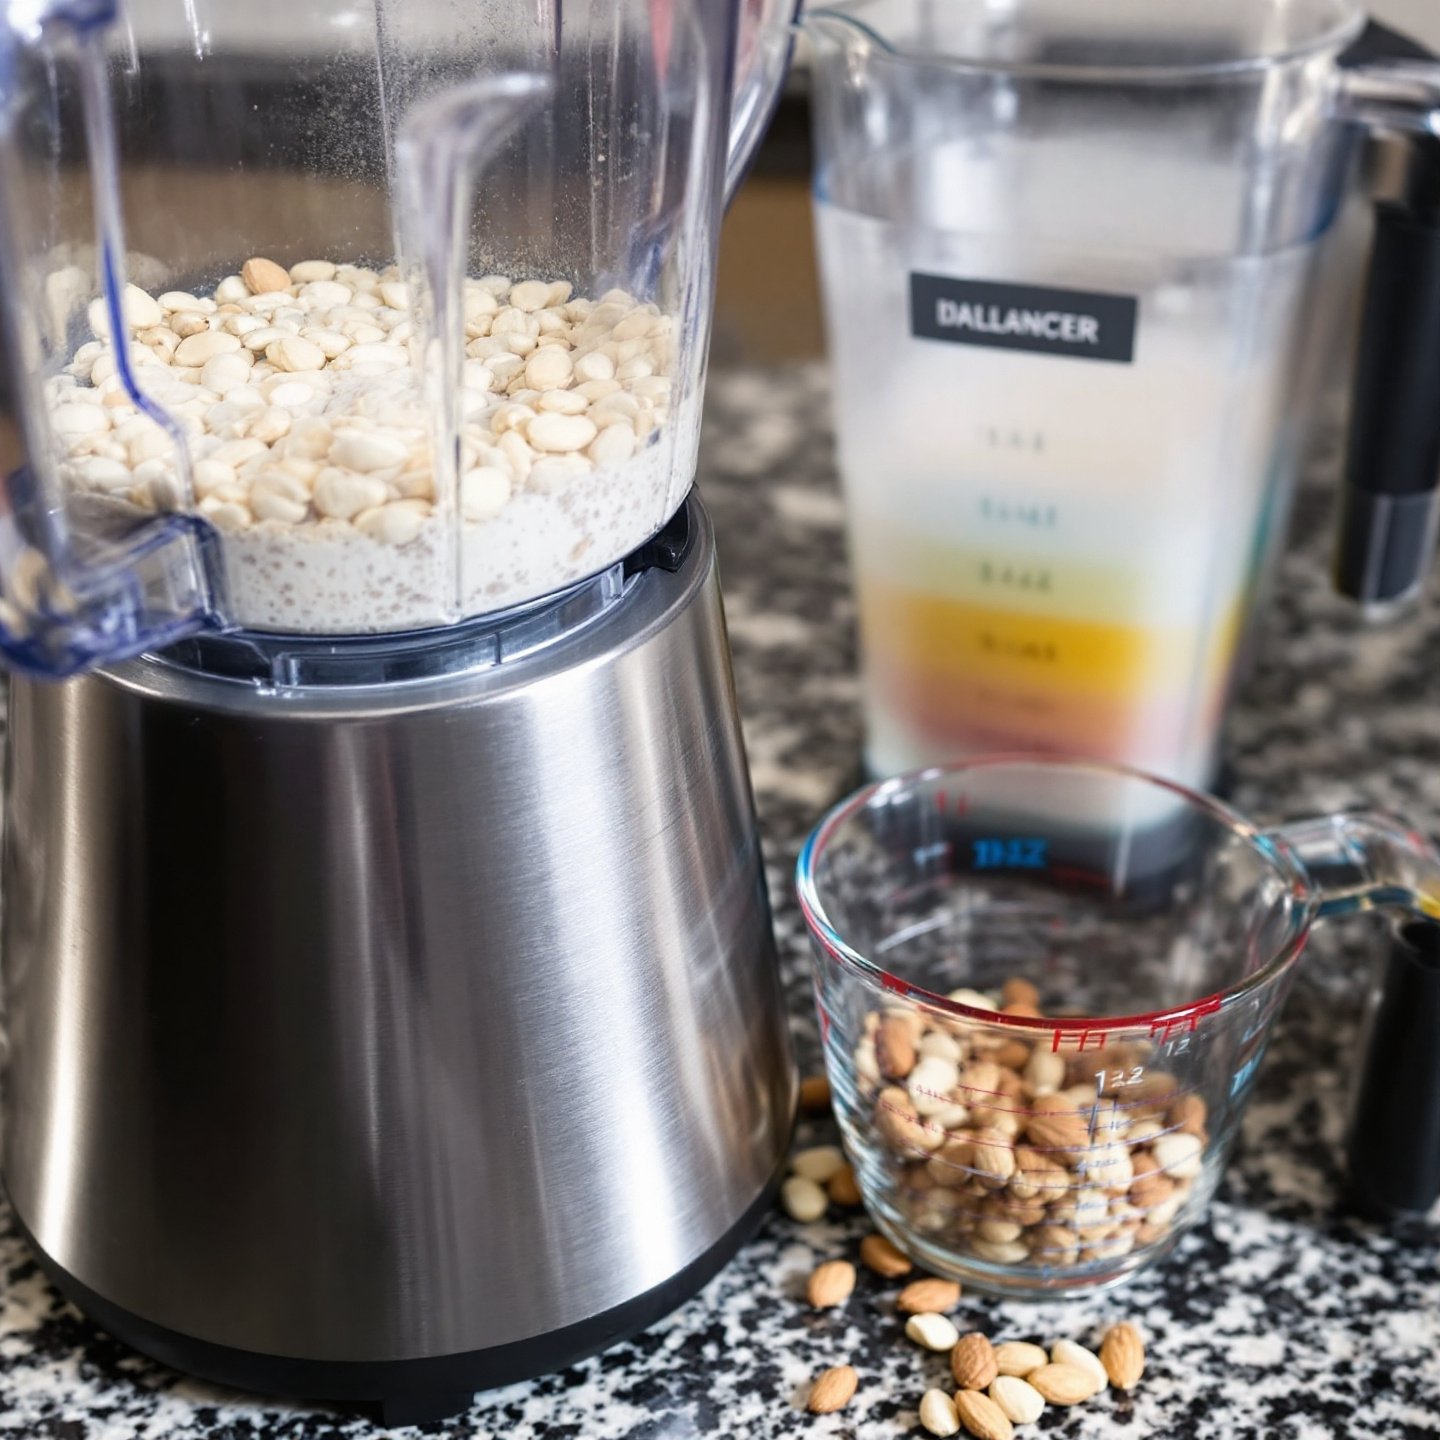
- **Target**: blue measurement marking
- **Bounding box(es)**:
[972,838,1048,869]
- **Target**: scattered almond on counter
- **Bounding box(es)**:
[951,1331,999,1390]
[799,1074,833,1114]
[919,1387,961,1436]
[807,1364,858,1414]
[987,1375,1045,1425]
[905,1312,961,1352]
[1100,1321,1146,1389]
[1050,1338,1109,1392]
[953,1388,1013,1440]
[827,1163,863,1207]
[992,1340,1048,1377]
[780,1174,827,1223]
[859,1232,912,1277]
[1027,1362,1099,1406]
[792,1144,847,1183]
[897,1277,961,1314]
[806,1260,856,1310]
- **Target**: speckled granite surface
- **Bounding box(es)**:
[3,364,1440,1439]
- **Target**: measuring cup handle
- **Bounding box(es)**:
[1333,57,1440,132]
[1263,812,1440,921]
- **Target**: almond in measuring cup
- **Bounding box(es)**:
[849,981,1208,1276]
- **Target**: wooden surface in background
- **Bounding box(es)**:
[713,176,824,368]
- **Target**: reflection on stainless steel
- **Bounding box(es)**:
[2,500,794,1362]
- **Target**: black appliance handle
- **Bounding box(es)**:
[1334,23,1440,607]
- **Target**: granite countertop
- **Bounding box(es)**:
[4,364,1440,1439]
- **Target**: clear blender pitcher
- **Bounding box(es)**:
[0,0,793,673]
[805,0,1440,787]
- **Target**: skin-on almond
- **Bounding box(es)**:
[897,1277,961,1314]
[1023,1097,1091,1155]
[992,1039,1031,1069]
[1100,1321,1146,1389]
[828,1164,863,1207]
[807,1364,858,1414]
[799,1074,832,1114]
[877,1016,918,1078]
[876,1087,940,1152]
[968,1127,1017,1187]
[241,257,291,294]
[950,1331,999,1390]
[806,1260,856,1309]
[953,1388,1013,1440]
[1168,1092,1208,1135]
[1001,977,1040,1009]
[859,1232,912,1277]
[1028,1362,1100,1405]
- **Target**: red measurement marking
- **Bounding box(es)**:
[934,790,969,816]
[903,1080,1198,1118]
[1050,1024,1111,1053]
[1147,996,1222,1042]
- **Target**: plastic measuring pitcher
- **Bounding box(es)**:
[0,0,794,674]
[805,0,1440,788]
[796,755,1440,1296]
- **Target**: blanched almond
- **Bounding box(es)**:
[1050,1339,1108,1392]
[992,1341,1048,1377]
[988,1375,1045,1424]
[1028,1363,1099,1405]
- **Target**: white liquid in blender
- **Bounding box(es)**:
[48,267,697,633]
[816,132,1327,794]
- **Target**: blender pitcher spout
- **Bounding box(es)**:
[802,4,888,67]
[1265,813,1440,922]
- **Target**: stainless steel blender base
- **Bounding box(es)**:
[1,496,795,1418]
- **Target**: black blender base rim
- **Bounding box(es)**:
[9,1164,784,1428]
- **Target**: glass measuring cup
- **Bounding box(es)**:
[796,755,1440,1296]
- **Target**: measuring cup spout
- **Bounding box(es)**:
[1264,812,1440,922]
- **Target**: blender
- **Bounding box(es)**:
[0,0,797,1422]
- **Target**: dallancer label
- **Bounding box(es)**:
[910,273,1138,363]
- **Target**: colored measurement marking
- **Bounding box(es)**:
[906,1079,1197,1116]
[973,837,1048,869]
[1147,997,1223,1041]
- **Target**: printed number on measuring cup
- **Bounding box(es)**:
[1096,1066,1146,1090]
[972,838,1047,869]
